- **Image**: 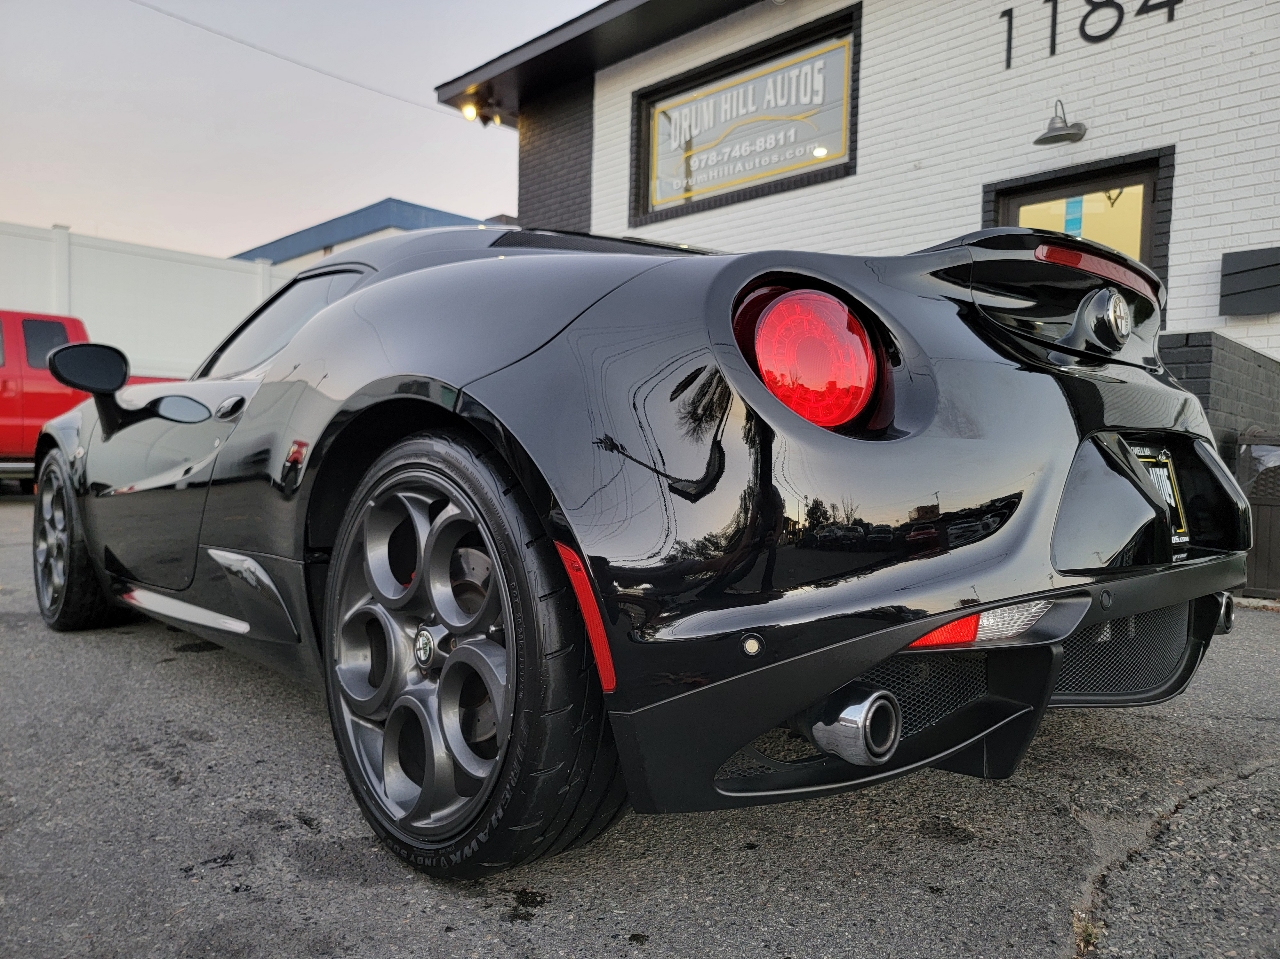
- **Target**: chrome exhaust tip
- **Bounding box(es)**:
[1215,591,1235,635]
[809,683,902,767]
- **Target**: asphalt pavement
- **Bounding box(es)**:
[0,490,1276,959]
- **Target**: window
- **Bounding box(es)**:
[1001,171,1155,264]
[630,5,862,228]
[204,271,361,379]
[22,319,69,369]
[985,149,1175,275]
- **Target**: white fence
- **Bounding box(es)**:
[0,221,293,378]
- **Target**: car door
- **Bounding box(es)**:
[0,314,22,458]
[81,378,261,590]
[81,269,362,592]
[18,315,78,455]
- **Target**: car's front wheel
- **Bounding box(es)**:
[32,449,120,630]
[323,432,626,878]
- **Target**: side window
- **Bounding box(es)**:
[204,271,361,379]
[22,319,69,369]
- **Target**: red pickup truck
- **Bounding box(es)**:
[1,312,176,491]
[1,311,92,491]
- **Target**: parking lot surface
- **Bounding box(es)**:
[0,492,1276,959]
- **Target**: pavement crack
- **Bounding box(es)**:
[1071,758,1280,957]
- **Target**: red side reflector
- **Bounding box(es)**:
[554,542,617,693]
[908,614,979,649]
[1034,243,1158,307]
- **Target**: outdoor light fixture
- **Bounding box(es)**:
[1034,100,1087,145]
[460,98,501,126]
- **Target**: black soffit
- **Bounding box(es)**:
[434,0,761,123]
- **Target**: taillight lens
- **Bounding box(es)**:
[907,600,1053,649]
[743,289,877,428]
[908,614,979,649]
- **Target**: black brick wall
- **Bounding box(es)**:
[517,77,593,232]
[1160,331,1280,471]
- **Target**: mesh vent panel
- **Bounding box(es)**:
[714,652,987,781]
[1054,602,1189,695]
[858,652,988,738]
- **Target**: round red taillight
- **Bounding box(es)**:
[749,290,877,428]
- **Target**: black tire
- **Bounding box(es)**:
[323,432,627,878]
[33,449,120,630]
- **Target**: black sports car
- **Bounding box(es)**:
[33,225,1249,878]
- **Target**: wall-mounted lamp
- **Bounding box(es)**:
[459,98,501,127]
[1034,100,1087,145]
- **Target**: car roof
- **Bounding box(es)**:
[302,226,709,275]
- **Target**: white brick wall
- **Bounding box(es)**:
[591,0,1280,355]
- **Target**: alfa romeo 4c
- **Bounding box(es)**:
[32,225,1248,877]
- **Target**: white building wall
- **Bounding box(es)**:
[0,221,292,378]
[592,0,1280,355]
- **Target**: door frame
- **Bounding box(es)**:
[981,146,1176,290]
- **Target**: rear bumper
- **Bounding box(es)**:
[0,462,34,479]
[610,550,1244,814]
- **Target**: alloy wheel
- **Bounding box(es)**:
[332,470,516,839]
[34,469,70,614]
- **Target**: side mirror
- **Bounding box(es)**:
[48,343,133,439]
[48,343,129,394]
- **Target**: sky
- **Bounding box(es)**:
[0,0,601,257]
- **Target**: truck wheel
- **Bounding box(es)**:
[33,450,120,630]
[323,432,627,878]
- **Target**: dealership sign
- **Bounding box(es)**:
[648,36,851,211]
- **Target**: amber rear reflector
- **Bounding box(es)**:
[908,614,980,649]
[555,542,617,693]
[1034,243,1159,308]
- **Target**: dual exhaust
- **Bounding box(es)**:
[1215,591,1235,635]
[805,590,1237,767]
[805,682,902,767]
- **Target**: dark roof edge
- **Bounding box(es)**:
[232,198,479,264]
[434,0,645,103]
[434,0,760,122]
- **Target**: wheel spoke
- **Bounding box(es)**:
[381,684,462,824]
[363,491,436,609]
[423,502,499,634]
[333,599,408,718]
[438,637,509,780]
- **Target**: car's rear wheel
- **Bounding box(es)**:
[33,449,120,630]
[323,432,627,878]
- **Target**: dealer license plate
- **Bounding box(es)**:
[1130,445,1189,546]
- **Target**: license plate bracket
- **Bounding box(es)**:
[1130,444,1189,546]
